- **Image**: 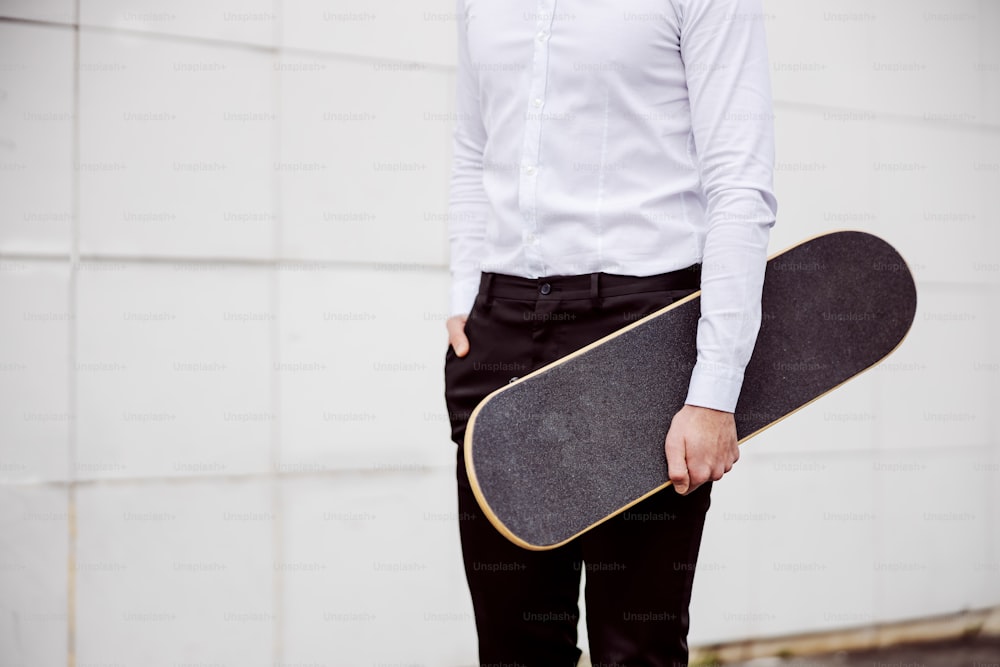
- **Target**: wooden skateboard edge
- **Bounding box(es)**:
[466,325,915,551]
[463,228,916,551]
[462,286,706,551]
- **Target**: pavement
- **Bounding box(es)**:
[717,635,1000,667]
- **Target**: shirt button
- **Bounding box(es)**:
[524,165,536,175]
[536,31,548,42]
[539,283,551,295]
[533,98,543,108]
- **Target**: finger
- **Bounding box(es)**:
[726,444,739,473]
[664,431,689,495]
[688,463,712,489]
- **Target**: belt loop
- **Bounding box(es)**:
[590,272,600,310]
[481,273,495,312]
[690,263,702,290]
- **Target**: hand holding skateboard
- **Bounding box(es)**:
[664,404,739,495]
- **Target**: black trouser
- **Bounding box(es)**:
[444,269,714,667]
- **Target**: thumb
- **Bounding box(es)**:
[665,429,689,495]
[447,316,470,357]
[453,330,470,357]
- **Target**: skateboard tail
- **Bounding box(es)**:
[734,230,918,444]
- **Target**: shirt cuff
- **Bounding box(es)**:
[684,359,745,414]
[449,277,480,318]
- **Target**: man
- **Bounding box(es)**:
[443,0,778,665]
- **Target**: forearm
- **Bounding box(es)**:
[679,0,778,412]
[448,204,485,317]
[447,0,488,317]
[685,196,773,412]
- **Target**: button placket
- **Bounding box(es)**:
[518,0,557,279]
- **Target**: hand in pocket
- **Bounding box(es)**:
[446,314,470,357]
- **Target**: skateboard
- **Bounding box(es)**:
[464,230,917,550]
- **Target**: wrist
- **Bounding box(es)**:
[685,403,733,416]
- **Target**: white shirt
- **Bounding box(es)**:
[446,0,779,413]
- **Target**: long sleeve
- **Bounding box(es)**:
[678,0,779,412]
[447,0,489,317]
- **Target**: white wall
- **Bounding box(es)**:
[688,0,1000,646]
[0,1,997,665]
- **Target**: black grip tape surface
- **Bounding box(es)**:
[468,231,918,548]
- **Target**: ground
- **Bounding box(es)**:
[714,635,1000,666]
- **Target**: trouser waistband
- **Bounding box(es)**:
[476,265,701,310]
